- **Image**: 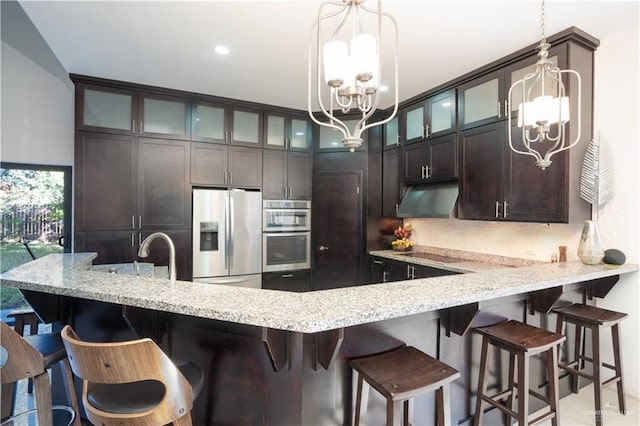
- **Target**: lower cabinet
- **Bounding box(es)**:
[262,270,310,292]
[369,256,459,284]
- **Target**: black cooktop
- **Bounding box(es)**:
[397,252,465,263]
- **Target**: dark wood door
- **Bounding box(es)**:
[313,171,362,290]
[382,148,401,217]
[458,122,504,220]
[403,142,428,184]
[287,152,311,200]
[138,138,190,230]
[75,231,136,264]
[228,146,262,188]
[75,132,137,231]
[428,133,458,181]
[190,142,227,186]
[504,123,568,222]
[262,150,287,199]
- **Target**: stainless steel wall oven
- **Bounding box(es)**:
[262,200,311,272]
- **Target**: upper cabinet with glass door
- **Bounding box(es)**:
[265,112,312,151]
[457,45,563,131]
[76,84,191,140]
[383,116,400,150]
[192,101,263,146]
[402,89,456,145]
[76,84,137,135]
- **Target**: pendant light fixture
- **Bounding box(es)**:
[308,0,399,152]
[507,0,582,170]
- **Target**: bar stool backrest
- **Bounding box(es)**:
[61,325,193,425]
[0,321,45,384]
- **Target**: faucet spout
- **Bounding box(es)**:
[138,232,176,283]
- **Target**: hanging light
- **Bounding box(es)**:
[507,0,582,170]
[308,0,399,152]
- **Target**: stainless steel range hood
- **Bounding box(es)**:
[397,181,459,218]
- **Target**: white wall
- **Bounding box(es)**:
[0,41,74,166]
[410,25,640,399]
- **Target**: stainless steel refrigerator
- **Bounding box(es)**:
[192,189,262,288]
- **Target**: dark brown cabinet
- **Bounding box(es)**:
[402,89,456,145]
[138,138,191,229]
[402,133,457,185]
[262,270,310,292]
[75,132,137,231]
[76,84,191,140]
[75,231,136,265]
[263,150,311,200]
[459,121,572,223]
[192,100,263,147]
[191,142,262,188]
[382,148,401,217]
[369,256,458,284]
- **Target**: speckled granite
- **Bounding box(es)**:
[1,253,636,333]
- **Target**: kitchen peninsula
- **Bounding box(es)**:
[1,253,636,425]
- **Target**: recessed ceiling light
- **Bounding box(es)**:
[379,84,389,92]
[214,46,230,56]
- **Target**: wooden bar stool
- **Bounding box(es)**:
[0,321,81,426]
[349,346,460,426]
[61,325,204,426]
[473,320,565,426]
[552,304,627,426]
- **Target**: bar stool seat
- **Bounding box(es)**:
[473,320,565,426]
[552,304,627,426]
[350,346,460,426]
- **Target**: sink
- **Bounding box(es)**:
[91,262,155,277]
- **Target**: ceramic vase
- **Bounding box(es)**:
[577,220,604,265]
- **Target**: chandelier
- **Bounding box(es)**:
[308,0,399,152]
[507,0,582,170]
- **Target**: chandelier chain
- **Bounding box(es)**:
[540,0,546,44]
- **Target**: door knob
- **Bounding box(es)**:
[319,245,329,251]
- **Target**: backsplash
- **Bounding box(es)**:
[409,218,584,263]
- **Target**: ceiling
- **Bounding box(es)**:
[20,0,639,111]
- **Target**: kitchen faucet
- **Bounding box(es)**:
[138,232,176,283]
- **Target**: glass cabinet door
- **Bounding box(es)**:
[266,114,286,149]
[383,116,399,149]
[231,108,261,145]
[192,102,226,143]
[403,103,426,144]
[80,85,136,134]
[289,118,311,151]
[140,94,189,139]
[427,89,456,136]
[458,70,503,130]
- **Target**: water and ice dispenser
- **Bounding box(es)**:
[199,221,218,251]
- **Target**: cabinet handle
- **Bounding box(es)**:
[131,233,135,248]
[373,260,384,265]
[425,124,430,138]
[282,274,293,278]
[396,135,400,146]
[138,215,141,229]
[395,203,399,214]
[495,201,501,218]
[497,101,502,118]
[132,120,136,134]
[140,120,143,133]
[504,201,509,218]
[229,130,234,143]
[382,270,389,283]
[421,165,425,179]
[138,233,141,246]
[504,100,509,117]
[132,215,135,229]
[289,187,293,199]
[228,171,232,184]
[425,165,430,179]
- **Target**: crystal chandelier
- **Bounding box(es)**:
[308,0,399,152]
[507,0,582,170]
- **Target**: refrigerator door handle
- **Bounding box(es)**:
[229,195,235,270]
[224,194,230,272]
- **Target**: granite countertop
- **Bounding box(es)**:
[1,253,636,333]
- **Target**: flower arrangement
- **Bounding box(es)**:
[391,223,413,251]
